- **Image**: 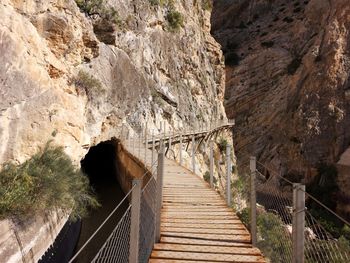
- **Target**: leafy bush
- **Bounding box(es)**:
[203,171,217,185]
[308,163,339,210]
[237,207,250,228]
[149,0,168,6]
[218,138,228,153]
[73,70,104,97]
[202,0,213,10]
[257,212,292,263]
[0,143,99,221]
[75,0,121,25]
[166,9,184,31]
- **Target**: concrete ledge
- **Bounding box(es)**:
[114,139,152,194]
[0,211,68,263]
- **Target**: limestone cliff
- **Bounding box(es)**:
[212,0,350,186]
[0,0,229,261]
[0,0,226,166]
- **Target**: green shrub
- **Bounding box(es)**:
[202,0,213,11]
[0,143,99,221]
[75,0,121,25]
[73,70,104,97]
[203,171,217,185]
[218,138,228,153]
[149,0,168,6]
[257,212,292,262]
[237,207,250,228]
[149,0,160,5]
[166,9,184,31]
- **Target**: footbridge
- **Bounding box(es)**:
[69,120,266,262]
[70,121,350,263]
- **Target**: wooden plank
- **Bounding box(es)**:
[149,260,212,263]
[160,237,252,247]
[161,224,246,229]
[161,218,241,224]
[162,193,219,197]
[153,244,262,255]
[162,204,229,208]
[150,251,265,262]
[142,140,266,263]
[163,211,235,216]
[162,214,238,220]
[161,227,249,235]
[161,232,251,242]
[163,202,227,206]
[163,210,236,214]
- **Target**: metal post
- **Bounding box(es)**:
[121,125,124,141]
[250,156,257,246]
[179,134,183,166]
[144,129,148,163]
[155,141,165,243]
[210,140,214,188]
[129,179,141,263]
[168,134,172,154]
[292,183,305,263]
[191,135,196,174]
[152,132,155,172]
[226,145,232,207]
[139,135,141,158]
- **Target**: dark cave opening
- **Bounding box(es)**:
[81,140,118,187]
[72,140,128,263]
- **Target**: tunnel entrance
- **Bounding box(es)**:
[73,139,128,262]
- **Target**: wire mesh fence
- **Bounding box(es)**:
[303,193,350,263]
[139,176,157,263]
[234,157,350,263]
[91,206,131,263]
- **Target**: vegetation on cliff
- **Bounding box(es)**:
[0,143,99,221]
[75,0,121,25]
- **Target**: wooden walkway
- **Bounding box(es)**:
[149,159,265,263]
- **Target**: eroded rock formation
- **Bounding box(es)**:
[212,0,350,176]
[212,0,350,216]
[0,0,226,166]
[0,0,229,261]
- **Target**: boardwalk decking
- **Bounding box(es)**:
[149,159,265,263]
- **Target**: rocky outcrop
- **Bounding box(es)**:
[0,0,226,166]
[0,0,229,261]
[212,0,350,184]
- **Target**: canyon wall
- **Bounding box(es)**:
[212,0,350,216]
[212,0,350,176]
[0,0,229,261]
[0,0,226,166]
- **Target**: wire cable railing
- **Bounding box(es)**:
[234,157,350,263]
[69,135,160,263]
[68,120,236,262]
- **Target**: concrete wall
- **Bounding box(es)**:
[114,138,152,194]
[0,211,68,263]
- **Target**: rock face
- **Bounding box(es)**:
[0,0,226,167]
[212,0,350,183]
[0,0,228,261]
